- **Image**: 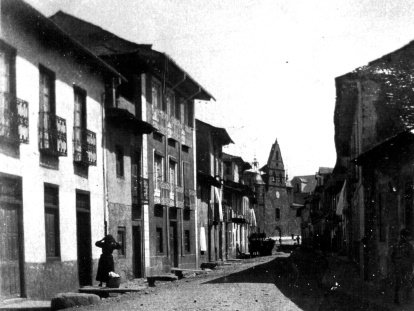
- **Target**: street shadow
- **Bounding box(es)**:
[203,256,376,311]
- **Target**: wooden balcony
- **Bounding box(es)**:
[73,127,97,165]
[175,186,184,208]
[152,107,168,135]
[181,125,193,148]
[0,92,29,144]
[184,189,196,210]
[38,111,67,156]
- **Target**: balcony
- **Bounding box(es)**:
[160,181,170,206]
[38,112,67,156]
[181,125,193,148]
[184,188,196,209]
[140,177,149,204]
[73,127,96,165]
[106,105,154,134]
[152,107,168,135]
[167,117,181,142]
[0,92,29,144]
[175,186,184,208]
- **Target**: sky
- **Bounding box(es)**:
[25,0,414,178]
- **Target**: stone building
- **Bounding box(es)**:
[195,119,233,263]
[260,139,298,238]
[51,11,214,276]
[0,0,123,299]
[334,39,414,281]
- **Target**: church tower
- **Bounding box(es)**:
[266,139,286,188]
[260,139,300,238]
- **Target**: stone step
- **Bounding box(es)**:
[146,274,178,287]
[0,299,50,311]
[79,286,146,298]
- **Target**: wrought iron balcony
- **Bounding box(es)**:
[167,117,181,142]
[0,92,29,144]
[141,177,149,204]
[175,185,184,208]
[151,107,168,135]
[73,127,96,165]
[38,111,67,156]
[181,125,193,148]
[184,188,196,209]
[160,181,170,206]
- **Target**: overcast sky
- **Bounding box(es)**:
[26,0,414,178]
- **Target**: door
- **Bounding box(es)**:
[132,225,142,278]
[0,203,21,299]
[76,191,92,287]
[169,222,178,267]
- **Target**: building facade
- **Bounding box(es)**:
[51,11,214,276]
[0,0,123,299]
[195,119,233,263]
[334,40,414,281]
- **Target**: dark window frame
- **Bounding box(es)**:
[184,229,191,253]
[44,183,60,260]
[156,227,164,254]
[115,145,124,178]
[117,227,126,258]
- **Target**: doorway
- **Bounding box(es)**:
[132,225,142,277]
[0,175,23,299]
[76,191,92,287]
[169,222,178,267]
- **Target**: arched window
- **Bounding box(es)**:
[279,173,283,183]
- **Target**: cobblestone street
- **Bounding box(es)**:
[67,253,375,311]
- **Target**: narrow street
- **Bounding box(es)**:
[69,253,374,311]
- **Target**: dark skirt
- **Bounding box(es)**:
[96,254,114,283]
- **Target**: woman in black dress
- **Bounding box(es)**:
[95,234,121,286]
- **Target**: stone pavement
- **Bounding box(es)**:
[291,248,414,311]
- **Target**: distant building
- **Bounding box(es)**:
[260,139,299,237]
[195,119,233,263]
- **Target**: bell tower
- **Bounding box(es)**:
[267,139,286,188]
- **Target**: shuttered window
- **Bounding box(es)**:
[44,184,60,258]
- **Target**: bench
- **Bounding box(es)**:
[170,268,207,279]
[146,274,178,287]
[79,286,145,298]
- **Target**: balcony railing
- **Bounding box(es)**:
[181,125,193,148]
[0,92,29,144]
[152,107,168,135]
[175,186,184,208]
[73,127,96,165]
[160,181,170,206]
[141,177,149,203]
[39,112,67,156]
[184,188,196,209]
[167,117,181,142]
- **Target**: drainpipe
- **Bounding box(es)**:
[101,91,109,236]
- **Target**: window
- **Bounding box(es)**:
[296,184,300,193]
[184,230,190,252]
[166,90,175,117]
[175,96,181,120]
[186,102,194,127]
[73,87,87,162]
[154,153,164,189]
[44,184,60,258]
[279,173,283,184]
[169,159,177,186]
[117,227,126,257]
[275,208,280,220]
[0,45,15,139]
[39,67,55,114]
[156,227,163,253]
[116,146,124,177]
[184,209,191,221]
[152,81,161,110]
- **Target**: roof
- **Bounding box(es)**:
[352,130,414,166]
[318,167,333,175]
[50,11,214,101]
[292,175,317,193]
[196,119,234,146]
[4,0,125,81]
[222,153,252,170]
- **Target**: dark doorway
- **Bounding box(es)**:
[76,192,92,287]
[0,203,21,299]
[0,175,23,299]
[169,222,178,267]
[132,225,142,277]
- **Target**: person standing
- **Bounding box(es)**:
[95,234,122,287]
[391,229,414,304]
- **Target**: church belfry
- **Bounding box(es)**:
[267,139,286,188]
